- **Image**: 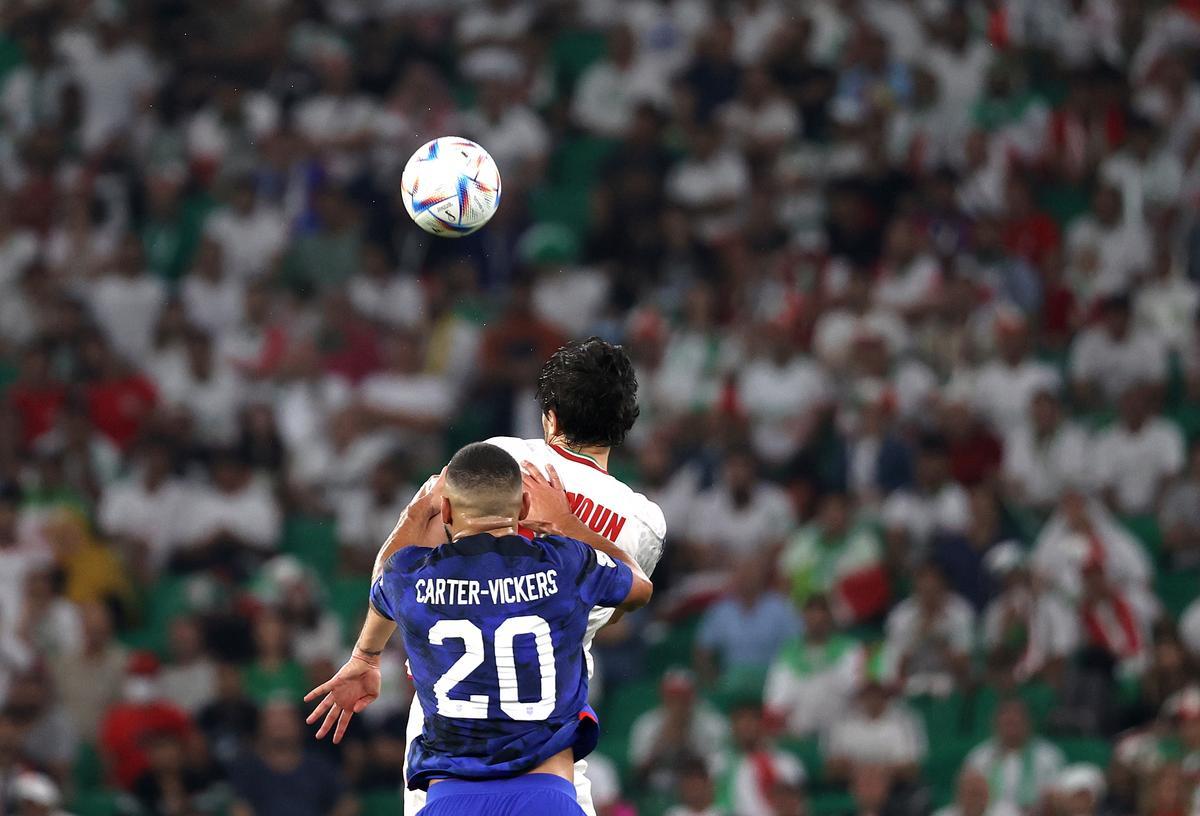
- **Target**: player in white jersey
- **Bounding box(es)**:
[371,338,667,816]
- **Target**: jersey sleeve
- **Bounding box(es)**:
[547,535,634,609]
[368,549,424,621]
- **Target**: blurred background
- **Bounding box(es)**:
[1,1,1200,815]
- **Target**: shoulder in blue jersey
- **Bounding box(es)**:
[369,533,633,790]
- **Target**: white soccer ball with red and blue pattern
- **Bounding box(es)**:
[401,137,502,237]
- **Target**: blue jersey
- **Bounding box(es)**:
[369,533,634,790]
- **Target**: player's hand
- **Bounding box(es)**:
[303,652,382,744]
[408,468,447,520]
[521,462,577,536]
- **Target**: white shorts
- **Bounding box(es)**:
[402,694,596,816]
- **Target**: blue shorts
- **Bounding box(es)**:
[418,774,583,816]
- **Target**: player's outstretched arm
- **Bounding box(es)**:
[371,469,446,583]
[522,462,653,611]
[304,606,396,744]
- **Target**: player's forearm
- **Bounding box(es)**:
[372,507,439,583]
[354,606,397,658]
[558,516,653,610]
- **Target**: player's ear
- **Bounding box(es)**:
[440,496,453,525]
[542,409,558,440]
[518,490,531,521]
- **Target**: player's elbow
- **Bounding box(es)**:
[621,576,653,611]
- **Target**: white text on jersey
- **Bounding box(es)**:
[415,571,559,606]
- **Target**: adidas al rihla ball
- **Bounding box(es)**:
[401,137,502,237]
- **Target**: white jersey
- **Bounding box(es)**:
[402,437,667,816]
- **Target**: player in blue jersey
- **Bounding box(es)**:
[304,441,652,815]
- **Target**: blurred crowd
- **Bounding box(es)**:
[2,1,1200,816]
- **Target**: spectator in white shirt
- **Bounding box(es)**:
[1092,384,1185,515]
[921,6,993,137]
[1065,186,1151,306]
[971,312,1060,437]
[460,79,549,193]
[455,0,535,54]
[737,320,830,466]
[69,8,157,154]
[1031,491,1153,609]
[182,240,243,337]
[934,768,1021,816]
[1099,115,1182,226]
[294,50,379,183]
[1134,248,1198,355]
[171,450,281,576]
[203,178,288,282]
[688,450,795,563]
[359,330,454,434]
[982,544,1079,686]
[1069,293,1167,409]
[97,439,184,577]
[765,594,866,738]
[665,126,751,243]
[664,759,725,816]
[1003,385,1091,512]
[154,328,243,448]
[1159,443,1200,570]
[571,25,670,138]
[964,698,1066,814]
[712,701,805,816]
[883,561,975,696]
[823,680,927,785]
[346,244,424,331]
[630,669,729,794]
[882,434,971,551]
[718,67,801,158]
[158,616,216,715]
[87,236,166,366]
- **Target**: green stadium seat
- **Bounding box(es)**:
[553,136,618,186]
[120,576,191,654]
[1057,736,1111,767]
[644,616,700,677]
[282,516,339,578]
[551,30,608,93]
[329,576,372,642]
[812,791,856,816]
[70,790,139,816]
[74,743,104,791]
[1119,515,1162,560]
[529,188,592,241]
[360,791,404,816]
[1157,570,1199,618]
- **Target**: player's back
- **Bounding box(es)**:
[371,531,633,790]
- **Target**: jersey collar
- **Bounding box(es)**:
[550,444,607,473]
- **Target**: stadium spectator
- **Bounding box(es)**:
[710,700,804,816]
[159,616,217,716]
[694,555,800,689]
[964,698,1066,814]
[98,652,192,790]
[824,680,927,786]
[1091,385,1185,516]
[688,449,795,564]
[49,602,126,743]
[1069,294,1167,409]
[1002,384,1091,513]
[765,593,865,738]
[1050,764,1106,816]
[195,663,258,767]
[629,669,728,793]
[882,561,975,696]
[228,700,353,816]
[780,492,889,623]
[665,757,727,816]
[935,768,1020,816]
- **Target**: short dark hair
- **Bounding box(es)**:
[446,442,522,505]
[536,337,639,448]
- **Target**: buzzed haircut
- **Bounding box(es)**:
[445,442,523,515]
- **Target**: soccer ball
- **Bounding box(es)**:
[401,137,502,237]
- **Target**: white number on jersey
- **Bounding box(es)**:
[428,616,557,720]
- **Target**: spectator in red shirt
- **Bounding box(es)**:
[99,652,193,790]
[1002,176,1060,268]
[78,332,157,450]
[6,343,65,450]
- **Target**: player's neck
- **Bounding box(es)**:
[449,516,520,540]
[545,435,611,470]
